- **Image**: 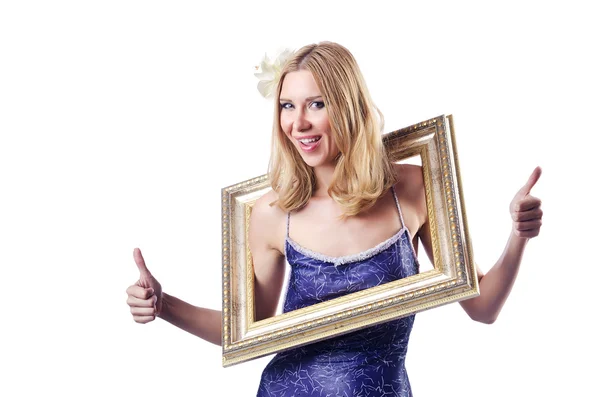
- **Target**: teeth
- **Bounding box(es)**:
[299,137,320,144]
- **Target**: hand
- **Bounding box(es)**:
[125,248,163,324]
[510,167,543,239]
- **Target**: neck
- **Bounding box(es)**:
[312,161,337,197]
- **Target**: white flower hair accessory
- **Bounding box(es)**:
[254,48,295,98]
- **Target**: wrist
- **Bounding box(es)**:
[509,227,530,250]
[510,230,530,241]
[157,292,172,321]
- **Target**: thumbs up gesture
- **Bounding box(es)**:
[510,167,543,239]
[126,248,163,324]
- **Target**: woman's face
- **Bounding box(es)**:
[279,70,339,168]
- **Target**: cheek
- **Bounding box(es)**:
[318,117,332,137]
[280,113,292,134]
[315,112,331,130]
[279,116,294,145]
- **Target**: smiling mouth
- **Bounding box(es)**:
[298,136,321,145]
[296,136,322,152]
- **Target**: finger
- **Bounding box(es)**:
[515,219,542,231]
[519,166,542,195]
[133,315,156,324]
[512,208,543,222]
[127,294,157,308]
[514,229,541,238]
[130,306,156,316]
[126,284,154,300]
[133,248,152,277]
[514,196,542,212]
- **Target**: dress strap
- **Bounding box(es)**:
[391,185,406,230]
[286,212,291,238]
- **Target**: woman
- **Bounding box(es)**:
[126,42,543,396]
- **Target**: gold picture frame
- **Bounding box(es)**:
[221,114,479,367]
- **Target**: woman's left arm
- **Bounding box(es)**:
[418,167,543,324]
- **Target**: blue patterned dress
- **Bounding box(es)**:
[257,187,420,397]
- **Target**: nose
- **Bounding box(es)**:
[294,108,311,132]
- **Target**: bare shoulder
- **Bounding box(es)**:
[252,189,286,225]
[391,163,427,226]
[392,163,425,198]
[249,189,287,254]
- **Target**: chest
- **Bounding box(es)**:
[286,194,419,258]
[284,229,419,309]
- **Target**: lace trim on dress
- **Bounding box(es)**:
[285,227,406,267]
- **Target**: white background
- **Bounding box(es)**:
[1,1,598,396]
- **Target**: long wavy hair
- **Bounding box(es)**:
[268,41,396,217]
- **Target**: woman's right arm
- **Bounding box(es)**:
[249,191,287,322]
[158,293,222,346]
[126,191,287,344]
[126,248,222,346]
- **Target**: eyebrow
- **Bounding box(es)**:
[279,95,323,102]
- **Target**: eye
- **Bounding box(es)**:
[310,101,325,109]
[280,102,293,110]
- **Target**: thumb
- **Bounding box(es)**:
[519,166,542,195]
[133,247,152,278]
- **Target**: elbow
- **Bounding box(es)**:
[462,300,499,324]
[469,311,498,325]
[468,311,498,325]
[478,316,497,325]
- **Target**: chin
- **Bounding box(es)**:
[299,154,335,169]
[292,142,337,168]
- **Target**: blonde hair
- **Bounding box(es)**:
[268,41,396,217]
